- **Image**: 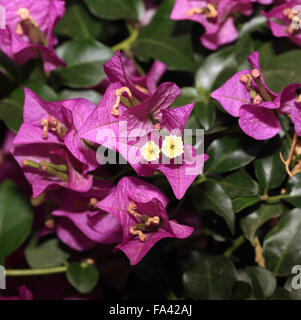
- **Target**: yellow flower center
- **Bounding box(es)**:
[161,135,184,159]
[141,141,160,162]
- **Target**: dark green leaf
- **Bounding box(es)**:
[67,262,99,294]
[133,0,196,72]
[247,266,277,299]
[194,101,216,131]
[195,47,236,92]
[231,281,253,300]
[269,287,293,300]
[183,255,237,300]
[241,203,283,242]
[198,180,235,234]
[283,173,301,208]
[220,168,260,199]
[11,83,58,105]
[25,237,69,269]
[171,87,200,107]
[264,208,301,276]
[255,138,287,192]
[0,99,23,133]
[59,90,101,105]
[84,0,140,20]
[262,50,301,92]
[232,197,260,213]
[54,40,113,88]
[55,3,102,40]
[205,136,262,175]
[0,180,33,257]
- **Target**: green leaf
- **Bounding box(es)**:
[194,101,216,131]
[0,99,23,133]
[25,237,69,269]
[205,136,262,175]
[231,281,253,300]
[55,3,101,40]
[67,262,99,294]
[171,87,201,107]
[269,287,293,300]
[232,197,260,213]
[54,40,113,88]
[11,83,58,105]
[132,0,196,72]
[284,276,301,300]
[255,138,287,192]
[172,87,216,130]
[264,208,301,276]
[241,203,283,242]
[59,90,101,105]
[84,0,140,20]
[195,47,236,92]
[262,50,301,92]
[195,34,254,92]
[283,173,301,208]
[183,254,237,300]
[198,180,235,234]
[220,168,260,199]
[246,266,277,299]
[0,180,34,257]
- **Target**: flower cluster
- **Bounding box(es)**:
[170,0,301,50]
[0,0,66,71]
[11,51,207,265]
[211,51,301,141]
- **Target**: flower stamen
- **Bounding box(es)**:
[187,4,217,19]
[40,116,67,139]
[112,87,132,116]
[127,201,161,242]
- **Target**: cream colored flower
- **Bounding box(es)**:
[161,135,184,159]
[141,141,160,162]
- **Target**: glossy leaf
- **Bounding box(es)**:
[55,3,102,40]
[0,99,23,133]
[84,0,140,20]
[264,209,301,276]
[283,173,301,208]
[198,180,235,234]
[59,90,101,105]
[241,204,283,242]
[67,262,99,294]
[232,197,260,213]
[25,237,69,269]
[0,180,33,257]
[247,266,277,299]
[220,168,260,199]
[55,40,113,88]
[205,136,262,175]
[133,0,196,72]
[255,138,287,192]
[183,255,237,300]
[262,50,301,93]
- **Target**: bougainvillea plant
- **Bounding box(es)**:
[1,0,301,301]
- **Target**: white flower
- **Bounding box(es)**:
[161,135,184,159]
[141,141,160,161]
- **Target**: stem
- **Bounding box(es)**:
[266,194,289,203]
[280,132,297,178]
[224,235,245,258]
[5,265,67,277]
[112,23,139,53]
